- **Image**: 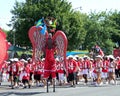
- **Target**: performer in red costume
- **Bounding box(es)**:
[43,33,56,79]
[43,33,56,91]
[28,17,67,92]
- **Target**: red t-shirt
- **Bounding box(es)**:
[67,59,77,73]
[57,62,64,73]
[82,60,90,69]
[102,60,109,72]
[22,67,30,80]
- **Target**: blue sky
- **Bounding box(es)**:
[0,0,120,30]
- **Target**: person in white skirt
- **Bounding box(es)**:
[108,55,117,84]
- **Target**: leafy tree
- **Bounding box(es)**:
[9,0,71,46]
[67,11,87,50]
[83,11,115,54]
[108,10,120,47]
[9,0,87,51]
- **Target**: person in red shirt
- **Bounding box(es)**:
[36,60,43,87]
[94,55,103,86]
[67,55,78,87]
[43,33,56,90]
[27,58,34,87]
[82,56,90,85]
[21,61,30,88]
[102,56,109,83]
[117,57,120,78]
[77,57,84,82]
[56,58,65,86]
[115,56,120,78]
[108,55,116,84]
[10,58,20,89]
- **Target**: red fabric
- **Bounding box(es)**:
[117,61,120,69]
[102,60,109,72]
[44,48,56,71]
[0,28,8,70]
[22,66,30,80]
[43,48,56,78]
[78,61,83,70]
[22,68,30,80]
[37,62,43,75]
[113,49,120,57]
[82,60,90,69]
[57,62,64,73]
[44,71,56,79]
[67,59,77,73]
[12,63,19,75]
[27,63,34,73]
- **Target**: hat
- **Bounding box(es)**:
[55,58,59,61]
[67,55,73,59]
[73,57,77,60]
[9,58,14,62]
[96,55,102,59]
[83,55,88,59]
[116,56,120,59]
[27,58,31,61]
[108,55,114,60]
[74,55,79,58]
[13,58,19,62]
[90,58,94,61]
[42,58,45,61]
[20,59,26,62]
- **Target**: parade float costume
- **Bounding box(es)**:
[28,17,68,92]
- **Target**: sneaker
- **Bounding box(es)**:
[105,81,108,85]
[115,81,117,85]
[84,83,87,85]
[23,86,27,89]
[99,82,103,86]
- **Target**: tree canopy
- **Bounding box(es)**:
[6,0,120,54]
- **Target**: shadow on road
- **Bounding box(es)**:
[0,91,45,96]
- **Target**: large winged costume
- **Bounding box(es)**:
[28,19,68,78]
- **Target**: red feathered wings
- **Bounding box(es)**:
[53,31,68,73]
[28,27,68,72]
[28,26,48,62]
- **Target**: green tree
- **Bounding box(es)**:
[9,0,72,46]
[84,11,114,54]
[108,10,120,47]
[67,11,87,50]
[9,0,87,51]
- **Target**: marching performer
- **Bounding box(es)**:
[67,55,78,87]
[102,56,109,84]
[56,58,66,86]
[43,33,57,92]
[94,55,103,86]
[20,60,30,88]
[108,55,117,84]
[82,56,90,85]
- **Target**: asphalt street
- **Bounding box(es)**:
[0,79,120,96]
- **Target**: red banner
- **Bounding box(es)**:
[0,28,8,70]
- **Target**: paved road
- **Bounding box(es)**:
[0,80,120,96]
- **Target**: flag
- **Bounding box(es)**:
[40,24,47,35]
[36,18,44,27]
[36,18,47,35]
